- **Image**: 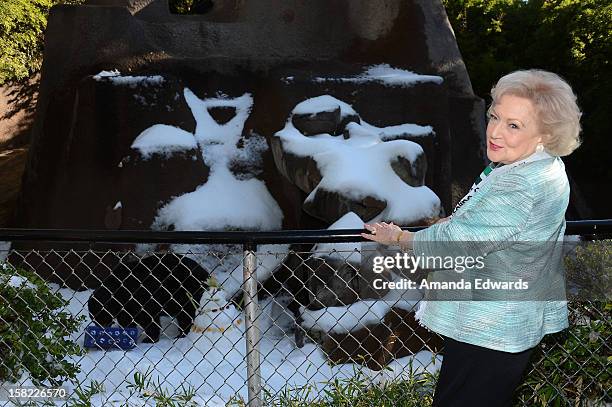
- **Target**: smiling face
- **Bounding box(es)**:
[487,94,546,164]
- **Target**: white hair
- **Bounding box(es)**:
[489,69,582,156]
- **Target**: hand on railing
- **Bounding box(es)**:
[361,222,416,249]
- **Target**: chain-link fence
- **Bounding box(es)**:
[0,224,610,406]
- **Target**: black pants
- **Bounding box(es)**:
[432,336,536,407]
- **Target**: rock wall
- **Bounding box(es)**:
[15,0,487,230]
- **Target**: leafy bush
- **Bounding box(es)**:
[0,263,84,386]
[565,239,611,300]
[0,0,84,84]
[515,240,611,406]
[252,363,438,407]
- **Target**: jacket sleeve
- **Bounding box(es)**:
[413,171,534,259]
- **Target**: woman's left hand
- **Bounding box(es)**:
[361,222,403,245]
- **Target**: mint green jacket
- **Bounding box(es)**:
[413,154,570,352]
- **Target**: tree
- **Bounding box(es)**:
[0,0,83,84]
[444,0,612,217]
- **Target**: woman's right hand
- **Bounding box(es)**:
[361,222,403,245]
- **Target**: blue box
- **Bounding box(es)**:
[84,325,139,350]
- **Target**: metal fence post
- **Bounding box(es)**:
[243,242,262,407]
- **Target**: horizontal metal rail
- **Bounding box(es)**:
[0,219,610,244]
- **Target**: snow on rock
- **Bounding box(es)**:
[312,212,364,263]
[130,124,198,159]
[93,70,165,87]
[301,273,423,334]
[301,300,390,333]
[150,88,282,233]
[314,64,443,87]
[274,95,441,224]
[360,121,433,140]
[121,87,283,300]
[93,69,120,79]
[142,89,285,297]
[153,166,282,231]
[292,95,358,118]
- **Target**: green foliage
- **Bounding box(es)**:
[565,239,611,300]
[0,0,83,84]
[515,240,612,406]
[66,380,105,407]
[443,0,612,216]
[516,301,611,406]
[126,368,199,407]
[255,362,438,407]
[0,263,85,386]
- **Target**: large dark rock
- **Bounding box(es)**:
[8,244,132,290]
[316,308,444,370]
[269,135,322,194]
[120,148,208,229]
[275,75,449,209]
[303,188,387,224]
[291,107,341,136]
[391,154,427,187]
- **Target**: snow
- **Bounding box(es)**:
[7,275,25,287]
[130,124,198,159]
[360,121,433,139]
[192,288,244,333]
[9,284,438,405]
[93,70,121,79]
[125,87,284,300]
[300,278,423,334]
[314,64,443,87]
[93,70,165,88]
[312,212,364,263]
[292,95,357,117]
[301,301,390,333]
[153,167,282,232]
[0,267,37,289]
[5,275,34,288]
[275,96,441,224]
[231,133,268,176]
[151,89,283,233]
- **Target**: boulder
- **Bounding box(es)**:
[291,106,341,136]
[120,148,208,229]
[269,135,322,193]
[303,188,387,224]
[390,154,427,187]
[318,308,444,370]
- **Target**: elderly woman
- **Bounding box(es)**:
[362,69,581,406]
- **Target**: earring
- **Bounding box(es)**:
[536,143,544,153]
